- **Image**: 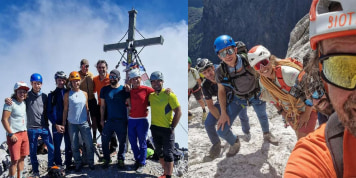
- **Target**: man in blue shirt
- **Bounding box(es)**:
[100,69,130,169]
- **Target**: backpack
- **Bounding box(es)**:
[219,54,260,99]
[190,67,202,81]
[173,147,184,161]
[325,113,344,178]
[48,166,65,178]
[274,58,303,92]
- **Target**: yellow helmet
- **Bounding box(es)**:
[69,71,80,81]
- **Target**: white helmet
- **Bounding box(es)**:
[309,0,356,50]
[14,81,30,91]
[247,45,271,67]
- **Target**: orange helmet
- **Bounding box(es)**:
[69,71,80,81]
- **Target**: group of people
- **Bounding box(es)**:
[191,0,356,177]
[2,59,182,178]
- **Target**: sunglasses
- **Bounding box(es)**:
[109,75,118,80]
[253,59,270,71]
[82,65,89,68]
[219,48,235,58]
[304,89,325,106]
[320,54,356,90]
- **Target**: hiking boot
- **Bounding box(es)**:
[117,159,125,169]
[226,138,240,157]
[263,132,278,144]
[202,112,207,124]
[136,164,145,173]
[101,159,111,169]
[65,164,75,172]
[242,132,251,142]
[208,141,221,158]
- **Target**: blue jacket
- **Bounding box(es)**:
[47,87,68,125]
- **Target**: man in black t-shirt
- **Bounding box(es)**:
[197,58,249,160]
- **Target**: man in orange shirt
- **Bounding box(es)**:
[93,60,110,141]
[284,0,356,177]
[93,60,118,152]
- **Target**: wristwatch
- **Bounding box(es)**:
[7,133,14,137]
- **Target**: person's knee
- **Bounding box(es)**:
[11,159,18,165]
[163,152,174,162]
[217,127,230,137]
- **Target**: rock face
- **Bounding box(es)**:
[189,0,311,64]
[285,14,317,65]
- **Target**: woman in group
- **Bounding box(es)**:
[62,71,94,172]
[1,82,30,178]
[248,45,317,139]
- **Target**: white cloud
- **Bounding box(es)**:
[0,0,188,147]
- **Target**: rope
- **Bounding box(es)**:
[114,30,129,69]
[178,122,188,135]
[260,60,305,130]
[115,50,127,69]
[119,30,129,43]
[135,27,146,39]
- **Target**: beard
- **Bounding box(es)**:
[110,80,118,86]
[314,98,334,116]
[339,93,356,137]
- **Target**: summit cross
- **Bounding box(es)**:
[103,9,164,70]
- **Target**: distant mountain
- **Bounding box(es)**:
[188,0,311,65]
[188,0,203,8]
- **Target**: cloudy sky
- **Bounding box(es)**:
[0,0,188,147]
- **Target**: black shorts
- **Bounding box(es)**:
[150,125,175,162]
[88,98,99,118]
[188,83,203,100]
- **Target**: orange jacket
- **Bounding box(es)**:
[285,124,356,177]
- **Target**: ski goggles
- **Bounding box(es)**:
[218,48,235,58]
[304,90,325,106]
[253,59,269,71]
[320,54,356,90]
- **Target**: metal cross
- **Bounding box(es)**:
[103,9,164,76]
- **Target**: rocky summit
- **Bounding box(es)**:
[0,141,188,178]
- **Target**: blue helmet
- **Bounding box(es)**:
[213,35,236,54]
[30,73,43,83]
[150,71,164,81]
